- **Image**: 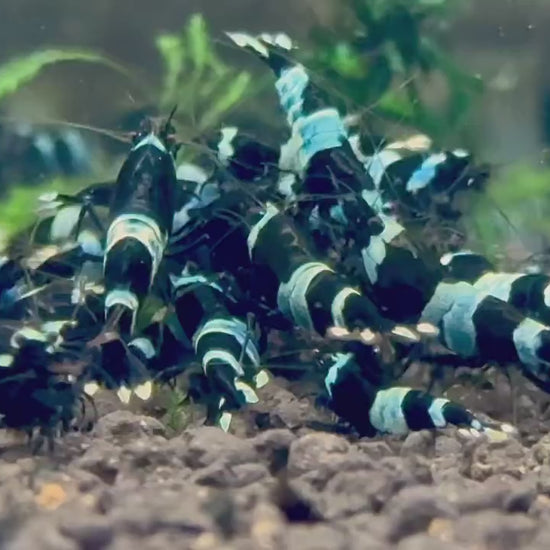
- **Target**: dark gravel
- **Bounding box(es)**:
[2,372,550,550]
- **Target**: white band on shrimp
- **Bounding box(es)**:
[278,262,334,331]
[202,349,245,378]
[50,205,84,241]
[246,202,280,259]
[193,317,260,367]
[473,272,523,302]
[169,272,224,294]
[364,150,402,188]
[421,281,484,358]
[369,387,410,435]
[324,352,353,397]
[406,153,447,194]
[104,289,139,330]
[105,213,167,285]
[360,215,405,284]
[217,127,238,165]
[275,65,309,126]
[427,397,451,428]
[296,108,348,166]
[129,337,156,360]
[331,287,361,328]
[132,132,167,153]
[513,318,548,375]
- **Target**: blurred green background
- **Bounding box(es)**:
[1,0,550,262]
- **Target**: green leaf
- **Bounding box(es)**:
[197,69,231,102]
[163,385,190,434]
[156,34,186,109]
[383,41,406,74]
[0,49,130,102]
[0,177,89,240]
[135,294,166,332]
[486,165,550,205]
[365,55,393,101]
[307,0,478,138]
[466,164,550,257]
[186,14,209,75]
[198,71,251,131]
[330,43,367,78]
[376,88,417,123]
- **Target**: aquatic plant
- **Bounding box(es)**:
[0,14,261,237]
[155,14,264,133]
[305,0,482,139]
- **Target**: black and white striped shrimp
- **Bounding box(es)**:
[102,114,181,334]
[226,31,550,432]
[0,121,94,192]
[1,29,546,446]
